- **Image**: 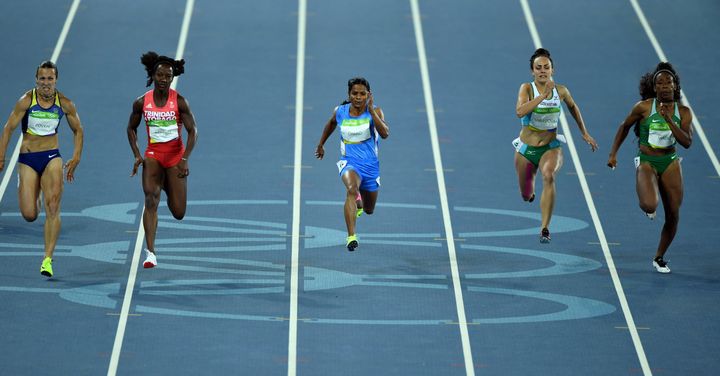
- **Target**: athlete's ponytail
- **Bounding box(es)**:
[140,51,186,87]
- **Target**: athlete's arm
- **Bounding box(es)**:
[660,103,693,149]
[368,92,389,139]
[608,100,648,168]
[60,93,84,182]
[515,82,548,118]
[315,110,338,160]
[177,94,197,178]
[558,85,597,151]
[0,92,31,172]
[127,97,145,177]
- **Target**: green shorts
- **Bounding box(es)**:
[513,137,562,167]
[635,152,679,175]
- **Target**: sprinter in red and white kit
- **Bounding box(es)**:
[127,51,198,268]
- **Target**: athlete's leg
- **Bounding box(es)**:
[341,169,362,236]
[514,152,537,202]
[18,164,41,222]
[538,148,562,230]
[142,158,165,254]
[655,160,683,259]
[39,158,64,259]
[164,164,188,220]
[359,189,378,215]
[636,162,659,216]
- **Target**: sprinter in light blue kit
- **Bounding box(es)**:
[315,77,390,251]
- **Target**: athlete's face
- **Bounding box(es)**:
[654,72,675,102]
[153,64,174,90]
[35,67,57,99]
[531,56,553,83]
[348,84,369,109]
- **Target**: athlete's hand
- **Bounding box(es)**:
[315,144,325,160]
[64,158,80,182]
[544,81,555,99]
[0,158,5,172]
[607,154,617,170]
[131,156,143,177]
[583,133,598,152]
[367,91,374,111]
[177,159,189,178]
[658,102,674,123]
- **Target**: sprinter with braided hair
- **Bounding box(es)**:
[608,62,692,273]
[127,51,198,268]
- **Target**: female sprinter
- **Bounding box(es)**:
[514,48,597,243]
[127,51,198,268]
[608,62,692,273]
[315,77,389,251]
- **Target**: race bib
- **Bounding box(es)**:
[340,118,371,143]
[647,120,675,148]
[148,119,180,143]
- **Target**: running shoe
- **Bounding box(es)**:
[653,257,671,274]
[645,211,656,220]
[143,249,157,268]
[40,257,53,277]
[346,235,358,252]
[540,228,551,244]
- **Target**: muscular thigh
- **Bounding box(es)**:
[142,158,165,196]
[40,158,64,197]
[164,165,187,208]
[18,164,41,210]
[538,147,562,175]
[659,161,683,206]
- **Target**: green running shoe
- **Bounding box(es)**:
[40,257,53,277]
[346,235,358,252]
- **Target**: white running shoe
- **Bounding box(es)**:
[645,211,656,220]
[653,257,670,274]
[143,249,157,268]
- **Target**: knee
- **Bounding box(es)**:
[638,201,657,214]
[363,208,374,215]
[521,192,535,202]
[541,170,556,185]
[346,186,359,197]
[45,199,61,219]
[170,208,186,220]
[21,210,38,222]
[144,194,160,211]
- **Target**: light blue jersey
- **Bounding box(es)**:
[335,103,381,191]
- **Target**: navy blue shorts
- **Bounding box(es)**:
[18,149,61,175]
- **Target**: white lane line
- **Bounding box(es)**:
[409,1,475,375]
[106,1,195,375]
[520,1,652,375]
[0,0,81,204]
[288,0,307,375]
[628,0,719,176]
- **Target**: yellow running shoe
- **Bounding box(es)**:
[346,235,358,252]
[40,257,53,277]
